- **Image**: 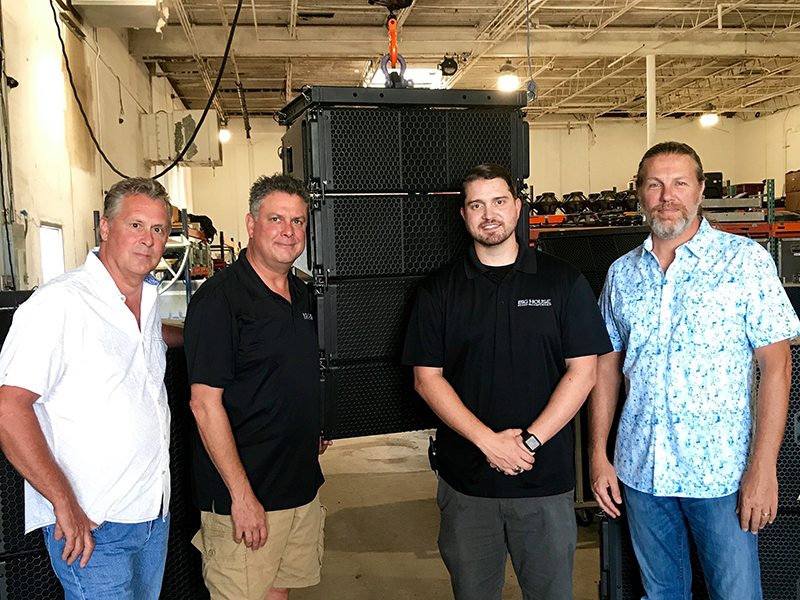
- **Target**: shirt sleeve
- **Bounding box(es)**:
[561,273,614,359]
[184,286,238,388]
[0,288,68,399]
[744,245,800,348]
[402,283,444,367]
[598,265,625,353]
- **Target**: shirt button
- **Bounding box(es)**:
[500,301,505,305]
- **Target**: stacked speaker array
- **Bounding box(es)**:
[0,291,207,600]
[598,343,800,600]
[280,87,529,439]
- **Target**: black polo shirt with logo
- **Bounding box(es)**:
[403,240,612,498]
[184,248,323,513]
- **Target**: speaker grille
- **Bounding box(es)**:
[404,194,471,275]
[329,278,423,362]
[332,361,436,438]
[777,346,800,510]
[329,195,405,277]
[401,111,449,190]
[0,552,63,600]
[164,349,201,529]
[0,455,46,557]
[324,107,523,192]
[327,194,471,278]
[447,110,518,185]
[328,108,402,192]
[759,513,800,599]
[159,524,209,600]
[536,228,650,298]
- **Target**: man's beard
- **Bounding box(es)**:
[469,220,516,247]
[644,202,699,240]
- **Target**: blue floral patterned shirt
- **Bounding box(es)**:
[599,218,800,498]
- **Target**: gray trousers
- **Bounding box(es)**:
[437,479,576,600]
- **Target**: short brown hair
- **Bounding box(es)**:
[462,163,517,202]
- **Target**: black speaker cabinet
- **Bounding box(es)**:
[776,344,800,510]
[279,87,529,194]
[280,87,530,439]
[535,227,651,299]
[601,510,800,600]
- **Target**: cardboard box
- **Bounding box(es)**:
[785,190,800,212]
[786,170,800,194]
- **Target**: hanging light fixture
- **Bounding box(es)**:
[498,60,519,91]
[700,104,719,127]
[218,119,231,143]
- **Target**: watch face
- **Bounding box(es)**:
[523,432,540,453]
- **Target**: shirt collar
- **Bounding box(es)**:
[641,216,712,261]
[464,237,537,280]
[236,247,295,300]
[86,249,160,289]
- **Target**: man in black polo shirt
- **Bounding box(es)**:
[184,174,328,600]
[403,163,611,600]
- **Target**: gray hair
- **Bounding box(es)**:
[249,174,311,219]
[103,178,172,223]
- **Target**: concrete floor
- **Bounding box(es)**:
[294,431,601,600]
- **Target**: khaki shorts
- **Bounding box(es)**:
[192,493,326,600]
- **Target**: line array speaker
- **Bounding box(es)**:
[280,88,529,194]
[280,87,529,439]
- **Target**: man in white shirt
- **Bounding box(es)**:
[0,178,178,600]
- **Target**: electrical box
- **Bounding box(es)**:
[142,110,222,168]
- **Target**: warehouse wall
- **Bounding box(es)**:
[2,2,140,287]
[191,118,285,250]
[735,106,800,196]
[0,1,190,289]
[527,117,739,199]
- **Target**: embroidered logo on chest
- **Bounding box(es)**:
[517,298,552,307]
[302,313,314,320]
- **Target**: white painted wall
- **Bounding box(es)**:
[527,117,739,199]
[190,118,285,249]
[2,1,156,287]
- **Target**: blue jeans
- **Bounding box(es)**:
[42,513,170,600]
[622,484,761,600]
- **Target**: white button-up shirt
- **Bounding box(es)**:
[0,251,170,532]
[599,218,800,498]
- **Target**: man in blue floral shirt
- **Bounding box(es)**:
[589,141,800,599]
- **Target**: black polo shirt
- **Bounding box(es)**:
[403,240,612,498]
[184,248,323,513]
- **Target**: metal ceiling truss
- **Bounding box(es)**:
[133,0,800,122]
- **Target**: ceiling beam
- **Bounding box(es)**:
[583,0,648,40]
[662,60,800,114]
[396,0,417,29]
[653,0,753,49]
[130,26,800,59]
[288,0,298,38]
[171,0,225,117]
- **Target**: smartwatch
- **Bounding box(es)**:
[521,430,541,454]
